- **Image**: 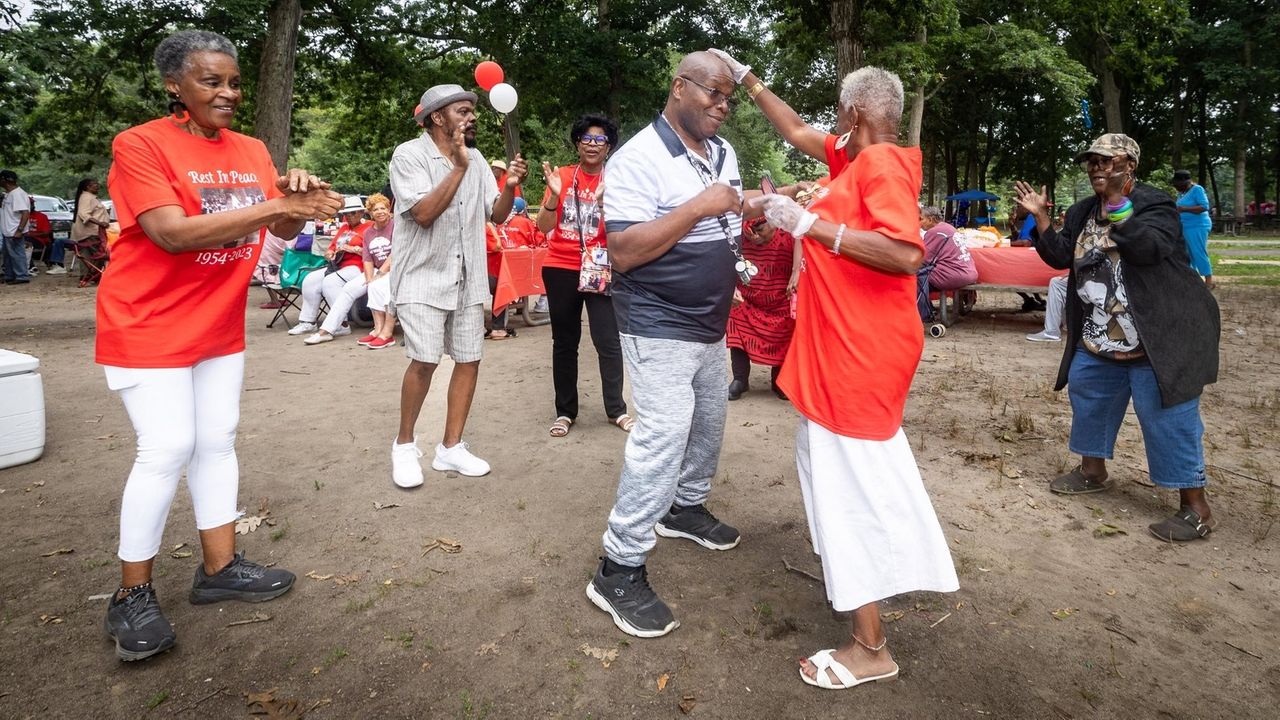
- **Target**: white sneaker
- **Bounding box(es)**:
[391,440,424,488]
[333,324,352,337]
[303,332,333,345]
[533,296,549,313]
[432,442,491,477]
[1026,330,1061,342]
[46,266,67,275]
[287,321,317,336]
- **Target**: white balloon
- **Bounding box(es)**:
[489,83,518,114]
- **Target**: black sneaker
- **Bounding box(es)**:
[655,503,741,550]
[727,380,748,401]
[189,552,295,605]
[585,559,679,638]
[104,586,176,662]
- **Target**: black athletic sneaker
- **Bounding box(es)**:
[189,552,295,605]
[586,559,679,638]
[104,586,177,661]
[655,503,741,550]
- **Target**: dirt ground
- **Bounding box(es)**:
[1,275,1277,720]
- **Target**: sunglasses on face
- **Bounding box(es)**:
[1081,155,1125,170]
[578,134,609,146]
[679,75,739,112]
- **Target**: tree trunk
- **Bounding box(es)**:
[943,140,957,218]
[254,0,303,172]
[830,0,863,79]
[503,110,521,161]
[1094,37,1123,133]
[925,140,937,205]
[1170,75,1185,169]
[906,26,927,146]
[1233,38,1252,218]
[1196,84,1210,188]
[600,0,621,121]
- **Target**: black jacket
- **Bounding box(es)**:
[1032,183,1219,407]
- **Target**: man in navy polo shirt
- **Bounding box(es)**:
[586,52,747,638]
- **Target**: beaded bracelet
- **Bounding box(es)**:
[831,223,846,255]
[1106,197,1133,224]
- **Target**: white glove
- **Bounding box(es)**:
[707,48,751,84]
[755,194,818,237]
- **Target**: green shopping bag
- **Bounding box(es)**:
[278,248,327,289]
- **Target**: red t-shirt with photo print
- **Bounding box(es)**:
[542,165,605,271]
[98,118,282,368]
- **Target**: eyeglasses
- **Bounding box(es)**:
[1080,155,1125,170]
[679,76,738,111]
[578,134,609,146]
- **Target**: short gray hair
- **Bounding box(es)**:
[838,66,904,128]
[920,205,944,221]
[154,30,238,82]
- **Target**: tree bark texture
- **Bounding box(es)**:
[906,26,927,147]
[831,0,864,80]
[1094,37,1123,134]
[255,0,303,172]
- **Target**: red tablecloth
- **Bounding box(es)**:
[969,246,1065,287]
[493,247,547,314]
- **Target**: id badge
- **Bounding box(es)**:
[591,246,610,267]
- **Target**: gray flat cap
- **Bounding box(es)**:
[413,84,478,125]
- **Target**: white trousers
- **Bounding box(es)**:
[105,352,244,562]
[366,274,394,314]
[1043,275,1069,336]
[795,419,959,611]
[320,274,368,334]
[299,265,361,325]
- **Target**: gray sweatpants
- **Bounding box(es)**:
[603,335,728,567]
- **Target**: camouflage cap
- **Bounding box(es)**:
[1074,133,1140,165]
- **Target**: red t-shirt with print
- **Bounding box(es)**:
[778,144,924,440]
[542,165,605,271]
[98,118,282,368]
[824,133,852,179]
[330,221,369,271]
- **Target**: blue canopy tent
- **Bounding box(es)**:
[944,189,1000,227]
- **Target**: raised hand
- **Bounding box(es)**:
[276,168,331,195]
[752,194,817,237]
[696,183,741,218]
[282,188,343,222]
[506,154,528,188]
[1013,181,1050,222]
[707,48,751,84]
[448,124,470,169]
[542,162,562,197]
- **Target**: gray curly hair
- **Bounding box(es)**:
[838,66,905,128]
[154,30,238,82]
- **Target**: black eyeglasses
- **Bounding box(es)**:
[679,76,739,111]
[578,134,609,146]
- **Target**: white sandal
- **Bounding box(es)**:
[799,649,899,690]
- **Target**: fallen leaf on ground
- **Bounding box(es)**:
[421,538,462,556]
[227,612,272,627]
[305,571,334,581]
[39,614,63,625]
[245,686,305,719]
[1106,589,1118,596]
[1051,608,1077,620]
[25,481,45,492]
[657,673,670,692]
[1093,524,1127,538]
[579,643,619,668]
[235,516,264,535]
[1003,467,1022,479]
[880,610,905,623]
[40,548,74,557]
[679,694,697,714]
[171,548,193,559]
[333,574,361,585]
[373,501,401,510]
[476,642,500,656]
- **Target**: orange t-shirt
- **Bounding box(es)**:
[778,144,925,440]
[824,133,852,179]
[542,165,604,271]
[97,118,282,368]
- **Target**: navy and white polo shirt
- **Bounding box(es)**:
[603,114,742,344]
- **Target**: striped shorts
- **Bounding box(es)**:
[395,302,485,364]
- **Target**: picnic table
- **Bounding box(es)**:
[934,246,1066,330]
[492,246,550,326]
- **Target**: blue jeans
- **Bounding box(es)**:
[2,235,30,281]
[1067,350,1206,489]
[46,237,67,266]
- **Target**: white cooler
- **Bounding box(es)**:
[0,349,46,469]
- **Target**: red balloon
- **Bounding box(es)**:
[475,61,504,91]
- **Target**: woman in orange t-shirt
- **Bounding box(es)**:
[97,29,343,663]
[752,67,958,691]
[535,114,632,437]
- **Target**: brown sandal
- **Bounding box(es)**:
[549,416,572,437]
[1049,466,1113,495]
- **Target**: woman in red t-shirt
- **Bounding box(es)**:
[535,114,632,437]
[752,67,958,691]
[97,29,342,663]
[291,196,370,344]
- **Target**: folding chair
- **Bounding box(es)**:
[72,234,110,287]
[266,248,327,328]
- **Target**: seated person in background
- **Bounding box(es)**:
[290,195,369,342]
[919,205,978,290]
[357,193,397,350]
[1026,275,1069,342]
[485,218,514,340]
[502,197,540,247]
[256,229,290,307]
[1008,204,1045,311]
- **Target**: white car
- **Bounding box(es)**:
[32,195,73,243]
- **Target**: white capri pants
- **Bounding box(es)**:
[105,352,244,562]
[366,274,394,314]
[795,419,959,611]
[298,265,362,326]
[1042,275,1069,336]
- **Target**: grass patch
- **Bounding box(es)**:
[322,647,349,669]
[145,691,169,710]
[270,525,288,542]
[458,690,493,720]
[1208,253,1280,286]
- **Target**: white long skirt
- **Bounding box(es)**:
[796,419,960,612]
